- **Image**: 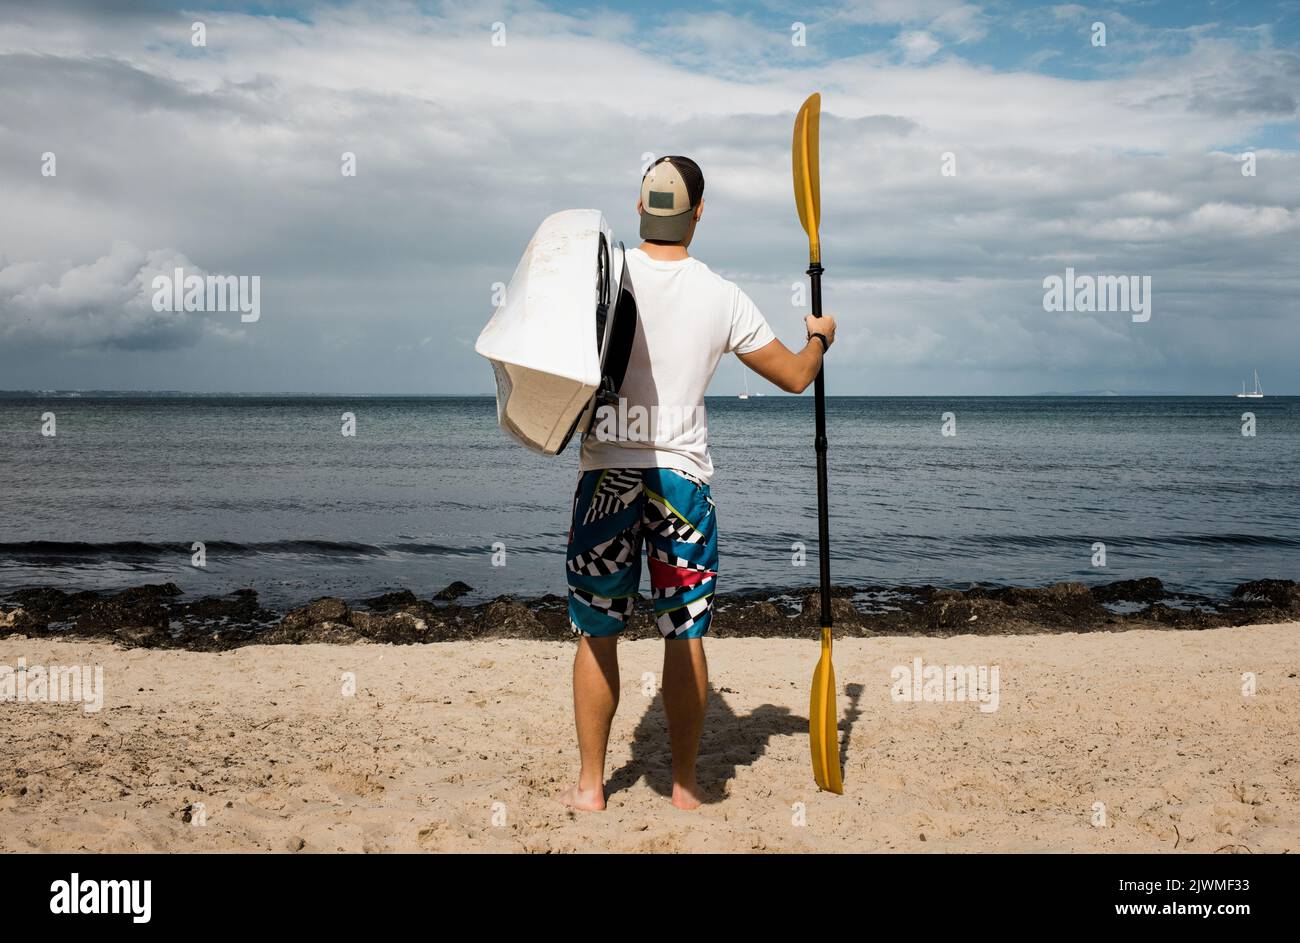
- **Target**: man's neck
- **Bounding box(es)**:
[638,241,690,261]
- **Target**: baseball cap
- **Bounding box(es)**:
[639,157,700,242]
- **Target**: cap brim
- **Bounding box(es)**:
[639,209,693,242]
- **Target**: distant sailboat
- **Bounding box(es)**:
[739,370,750,400]
[1236,370,1264,399]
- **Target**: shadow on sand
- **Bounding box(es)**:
[605,680,862,804]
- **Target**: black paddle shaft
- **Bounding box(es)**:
[808,262,832,628]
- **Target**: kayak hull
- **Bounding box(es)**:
[475,209,636,455]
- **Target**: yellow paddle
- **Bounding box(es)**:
[793,92,843,794]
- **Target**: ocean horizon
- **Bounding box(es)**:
[2,393,1296,607]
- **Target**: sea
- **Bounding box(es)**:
[1,394,1297,607]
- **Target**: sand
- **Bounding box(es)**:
[1,623,1296,853]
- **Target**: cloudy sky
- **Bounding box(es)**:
[1,0,1296,394]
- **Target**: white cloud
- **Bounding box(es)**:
[0,244,242,350]
[835,0,987,43]
[1184,202,1296,236]
[895,30,942,63]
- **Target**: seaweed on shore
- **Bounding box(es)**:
[1,577,1297,651]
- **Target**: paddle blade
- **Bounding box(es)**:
[809,626,843,793]
[792,92,822,264]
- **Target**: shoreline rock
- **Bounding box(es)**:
[1,577,1296,651]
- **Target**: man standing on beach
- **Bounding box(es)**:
[562,156,837,810]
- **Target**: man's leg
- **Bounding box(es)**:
[642,468,719,810]
[563,468,644,810]
[566,635,619,811]
[662,637,708,810]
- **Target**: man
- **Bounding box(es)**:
[563,156,837,811]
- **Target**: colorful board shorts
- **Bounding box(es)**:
[567,467,718,639]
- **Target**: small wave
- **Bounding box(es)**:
[922,532,1300,550]
[722,531,1300,553]
[0,538,468,562]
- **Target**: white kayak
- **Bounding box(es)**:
[475,209,637,454]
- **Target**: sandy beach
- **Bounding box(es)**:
[1,623,1296,853]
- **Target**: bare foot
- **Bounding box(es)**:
[671,781,703,810]
[561,783,606,811]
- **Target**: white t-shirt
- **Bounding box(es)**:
[580,247,776,482]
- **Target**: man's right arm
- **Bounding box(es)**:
[737,314,837,394]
